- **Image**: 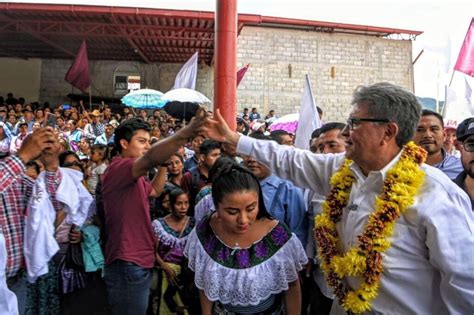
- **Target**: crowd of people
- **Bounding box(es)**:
[1,82,474,315]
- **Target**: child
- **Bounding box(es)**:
[88,144,108,195]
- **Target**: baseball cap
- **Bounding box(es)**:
[456,118,474,141]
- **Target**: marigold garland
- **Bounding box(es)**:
[314,141,426,314]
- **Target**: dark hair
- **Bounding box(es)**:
[317,106,323,116]
[91,144,109,162]
[171,153,184,164]
[114,118,151,153]
[311,128,322,140]
[269,130,291,144]
[199,139,221,156]
[59,150,80,166]
[59,150,85,173]
[25,160,40,175]
[208,156,232,183]
[211,158,272,220]
[248,132,271,141]
[156,187,171,212]
[319,122,346,134]
[169,188,189,213]
[421,109,444,127]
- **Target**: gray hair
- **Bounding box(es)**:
[351,82,422,147]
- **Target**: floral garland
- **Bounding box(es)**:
[314,141,427,314]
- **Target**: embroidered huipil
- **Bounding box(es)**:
[0,155,34,278]
[184,216,307,312]
[237,136,474,315]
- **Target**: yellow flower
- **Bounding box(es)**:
[315,214,336,231]
[331,248,366,277]
[343,291,372,314]
[316,143,425,314]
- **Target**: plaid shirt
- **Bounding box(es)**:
[0,155,34,278]
[45,171,62,212]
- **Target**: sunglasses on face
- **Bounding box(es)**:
[62,161,82,168]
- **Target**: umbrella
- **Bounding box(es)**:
[268,113,299,133]
[161,88,211,104]
[161,88,211,121]
[121,88,166,109]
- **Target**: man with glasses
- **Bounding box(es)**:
[454,118,474,210]
[205,82,474,314]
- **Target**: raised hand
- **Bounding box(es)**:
[17,127,56,163]
[204,109,240,145]
[176,106,208,140]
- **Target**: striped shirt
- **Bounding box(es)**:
[0,155,34,278]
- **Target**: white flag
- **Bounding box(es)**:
[173,51,198,90]
[465,77,473,103]
[465,77,474,116]
[295,74,322,149]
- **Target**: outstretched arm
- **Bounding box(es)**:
[132,108,207,179]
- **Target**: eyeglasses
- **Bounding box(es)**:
[463,141,474,152]
[346,117,390,130]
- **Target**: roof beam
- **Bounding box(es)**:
[0,12,76,57]
[0,23,215,42]
[111,14,151,64]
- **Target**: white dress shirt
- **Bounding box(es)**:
[237,136,474,315]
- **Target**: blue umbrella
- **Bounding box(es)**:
[121,88,166,109]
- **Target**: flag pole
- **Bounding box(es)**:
[89,86,92,111]
[449,71,455,87]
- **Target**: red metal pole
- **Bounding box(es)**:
[214,0,237,130]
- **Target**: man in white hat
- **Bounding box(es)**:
[84,109,105,142]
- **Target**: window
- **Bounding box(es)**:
[113,65,141,96]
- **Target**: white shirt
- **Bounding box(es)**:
[237,136,474,315]
[24,168,93,282]
[0,227,18,315]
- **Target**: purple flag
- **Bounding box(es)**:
[65,41,91,92]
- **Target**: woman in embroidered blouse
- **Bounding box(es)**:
[184,160,307,315]
[153,188,196,315]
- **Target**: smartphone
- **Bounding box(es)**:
[45,113,56,127]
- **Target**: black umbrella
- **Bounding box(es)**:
[163,101,201,122]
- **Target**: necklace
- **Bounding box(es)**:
[230,242,241,256]
[314,141,426,314]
